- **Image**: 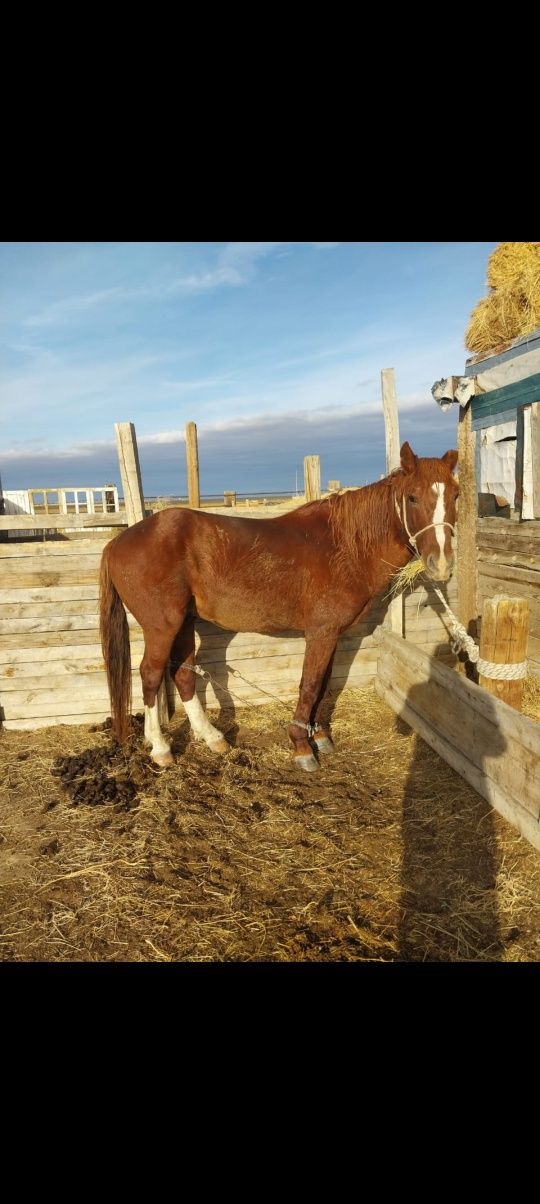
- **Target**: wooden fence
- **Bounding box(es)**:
[377,631,540,852]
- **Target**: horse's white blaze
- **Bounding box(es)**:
[183,693,225,747]
[144,702,171,757]
[432,482,447,569]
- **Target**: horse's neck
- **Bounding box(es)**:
[335,482,407,553]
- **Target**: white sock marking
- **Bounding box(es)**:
[144,702,171,757]
[184,693,224,747]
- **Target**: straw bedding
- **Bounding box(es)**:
[1,680,539,963]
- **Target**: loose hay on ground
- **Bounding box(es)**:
[1,686,539,962]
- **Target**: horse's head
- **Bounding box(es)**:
[395,441,459,581]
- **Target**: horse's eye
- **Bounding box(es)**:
[408,495,418,504]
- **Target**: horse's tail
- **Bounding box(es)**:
[99,541,132,743]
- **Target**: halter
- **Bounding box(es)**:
[394,494,455,551]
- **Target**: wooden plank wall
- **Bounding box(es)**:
[0,536,133,730]
[0,536,460,731]
[476,517,540,676]
[402,576,458,665]
[376,631,540,853]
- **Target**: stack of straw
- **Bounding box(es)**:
[466,242,540,356]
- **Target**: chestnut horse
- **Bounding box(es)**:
[99,442,458,771]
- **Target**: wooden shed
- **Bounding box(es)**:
[432,325,540,678]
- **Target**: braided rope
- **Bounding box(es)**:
[430,585,527,680]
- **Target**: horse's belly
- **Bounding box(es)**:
[195,588,294,634]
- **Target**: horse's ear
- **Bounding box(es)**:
[442,449,458,472]
[400,442,418,474]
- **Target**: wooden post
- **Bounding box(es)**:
[185,422,201,509]
[104,486,118,513]
[521,402,540,520]
[381,368,403,635]
[114,421,167,724]
[457,401,478,638]
[532,402,540,519]
[381,368,400,474]
[115,422,145,524]
[304,455,321,501]
[479,594,529,711]
[223,491,236,507]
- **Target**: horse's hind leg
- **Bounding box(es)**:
[170,618,228,753]
[140,628,176,767]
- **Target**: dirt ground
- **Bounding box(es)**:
[1,684,539,963]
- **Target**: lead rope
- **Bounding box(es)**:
[180,662,323,738]
[428,583,527,680]
[394,496,527,681]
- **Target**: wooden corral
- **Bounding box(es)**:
[0,529,458,731]
[2,362,539,864]
[0,404,460,733]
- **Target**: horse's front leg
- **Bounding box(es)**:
[311,648,336,755]
[289,634,337,771]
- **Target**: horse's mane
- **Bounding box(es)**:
[326,474,405,570]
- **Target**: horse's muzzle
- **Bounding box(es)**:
[423,552,455,582]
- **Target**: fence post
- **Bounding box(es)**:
[381,368,403,635]
[186,422,201,508]
[456,401,478,642]
[304,455,321,501]
[479,594,529,711]
[114,421,168,724]
[521,401,540,520]
[115,422,146,524]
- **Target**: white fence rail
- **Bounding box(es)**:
[0,487,120,537]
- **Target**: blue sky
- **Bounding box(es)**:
[0,241,496,497]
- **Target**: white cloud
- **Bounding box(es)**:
[21,266,246,328]
[24,286,137,328]
[1,393,444,461]
[18,244,342,329]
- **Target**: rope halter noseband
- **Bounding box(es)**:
[394,494,455,552]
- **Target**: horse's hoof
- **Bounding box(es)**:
[314,735,334,755]
[152,751,175,768]
[294,753,319,772]
[208,737,229,754]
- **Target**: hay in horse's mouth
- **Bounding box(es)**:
[386,557,425,599]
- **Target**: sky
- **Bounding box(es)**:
[0,241,497,498]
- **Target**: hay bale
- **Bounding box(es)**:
[486,241,540,291]
[465,296,498,357]
[466,241,540,355]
